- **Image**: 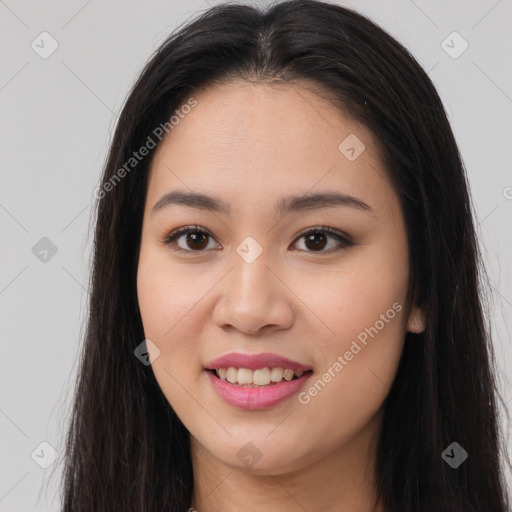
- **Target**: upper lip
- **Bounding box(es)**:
[205,352,313,371]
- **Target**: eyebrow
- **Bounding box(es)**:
[151,190,372,217]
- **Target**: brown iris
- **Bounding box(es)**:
[185,231,209,250]
[304,232,328,251]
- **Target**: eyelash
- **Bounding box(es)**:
[162,225,354,255]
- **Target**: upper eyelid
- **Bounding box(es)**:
[295,225,351,240]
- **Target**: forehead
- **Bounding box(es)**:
[146,80,396,217]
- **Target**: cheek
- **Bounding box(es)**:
[136,248,205,365]
[136,255,208,419]
[304,246,408,347]
[295,248,408,426]
[137,235,205,334]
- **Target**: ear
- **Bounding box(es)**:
[406,305,425,333]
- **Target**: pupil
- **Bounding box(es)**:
[305,232,327,251]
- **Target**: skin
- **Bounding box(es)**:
[136,80,425,512]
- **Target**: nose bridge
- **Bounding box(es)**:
[230,235,274,307]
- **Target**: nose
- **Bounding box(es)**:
[211,249,295,336]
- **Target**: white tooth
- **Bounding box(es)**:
[237,368,253,385]
[226,367,238,383]
[253,368,271,385]
[283,369,294,381]
[294,370,304,378]
[218,368,227,380]
[270,367,284,382]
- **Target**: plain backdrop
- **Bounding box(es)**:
[1,1,511,510]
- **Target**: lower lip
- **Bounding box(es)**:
[206,370,312,410]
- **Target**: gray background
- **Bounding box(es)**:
[1,0,511,510]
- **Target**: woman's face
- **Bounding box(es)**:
[137,80,424,475]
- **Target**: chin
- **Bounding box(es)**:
[201,436,312,475]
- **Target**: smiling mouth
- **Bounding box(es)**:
[208,367,313,387]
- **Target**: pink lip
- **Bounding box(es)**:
[205,352,312,371]
[206,370,312,410]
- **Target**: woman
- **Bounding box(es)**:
[60,1,510,510]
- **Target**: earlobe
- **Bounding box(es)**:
[407,306,425,333]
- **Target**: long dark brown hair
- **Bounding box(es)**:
[58,1,510,510]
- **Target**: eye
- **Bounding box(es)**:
[163,225,219,253]
[163,225,353,254]
[290,226,353,253]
